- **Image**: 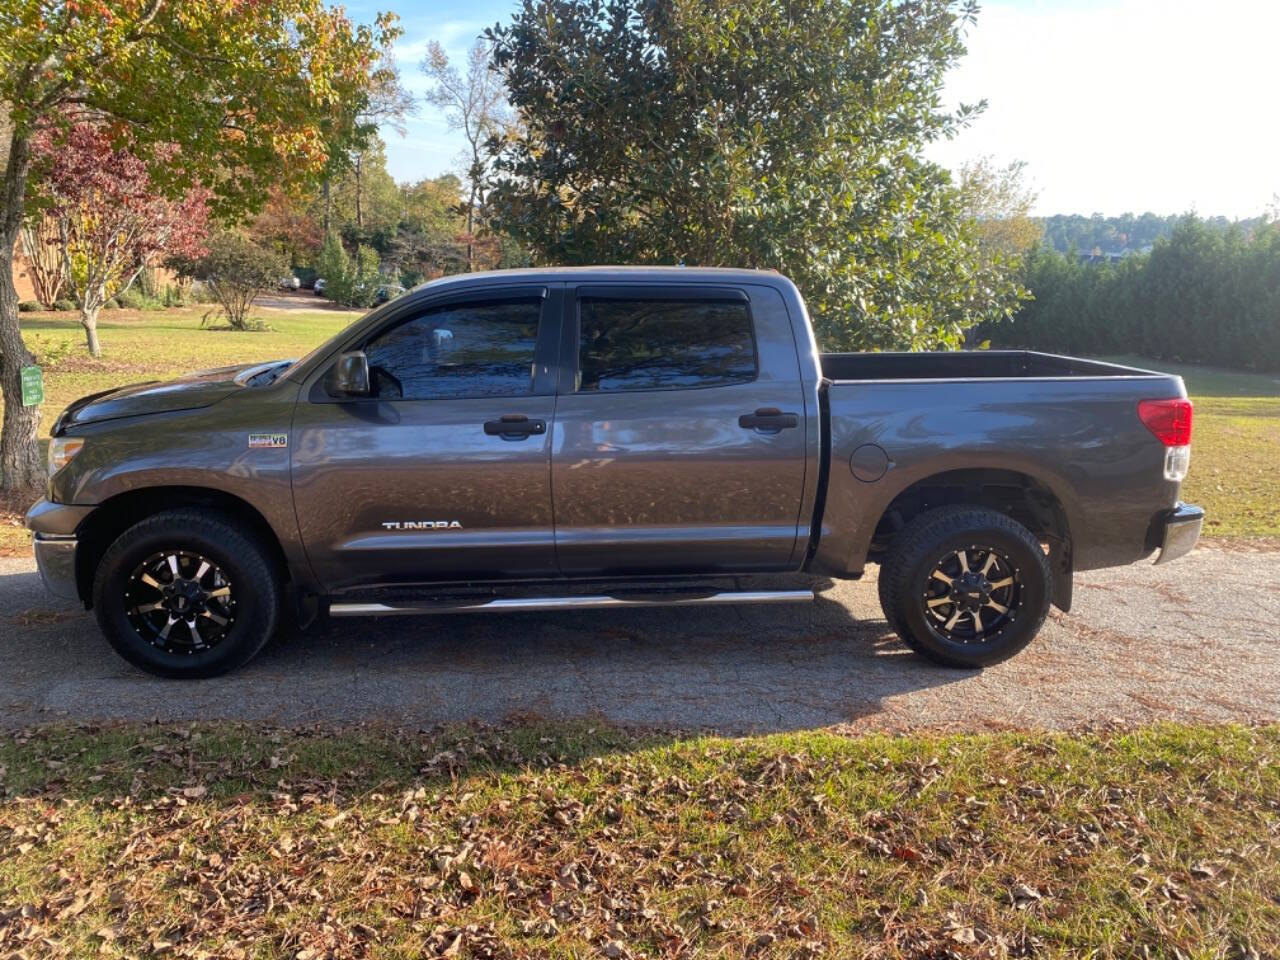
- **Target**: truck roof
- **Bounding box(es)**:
[409,265,792,293]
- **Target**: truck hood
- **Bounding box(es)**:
[57,361,287,430]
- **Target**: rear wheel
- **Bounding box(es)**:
[92,510,280,678]
[877,506,1051,668]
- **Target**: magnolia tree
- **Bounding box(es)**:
[0,1,398,491]
[486,0,1021,352]
[32,124,209,356]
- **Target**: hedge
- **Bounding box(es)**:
[980,218,1280,371]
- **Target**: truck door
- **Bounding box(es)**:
[551,283,809,575]
[291,285,562,591]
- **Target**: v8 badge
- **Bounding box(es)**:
[249,433,288,449]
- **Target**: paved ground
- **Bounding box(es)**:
[2,542,1277,733]
[253,291,356,312]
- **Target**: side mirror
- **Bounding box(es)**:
[325,351,370,397]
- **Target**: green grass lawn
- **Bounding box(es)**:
[17,303,360,418]
[2,309,1277,552]
[1,722,1276,959]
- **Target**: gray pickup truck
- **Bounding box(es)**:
[26,267,1202,678]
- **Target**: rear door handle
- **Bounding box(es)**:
[483,414,546,440]
[739,408,799,432]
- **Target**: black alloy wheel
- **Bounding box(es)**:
[93,509,280,678]
[921,545,1020,644]
[124,550,237,654]
[877,506,1051,668]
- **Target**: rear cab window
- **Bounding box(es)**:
[576,295,757,392]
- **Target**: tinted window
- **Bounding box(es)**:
[577,297,756,392]
[364,299,540,400]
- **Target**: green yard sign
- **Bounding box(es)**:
[20,365,43,407]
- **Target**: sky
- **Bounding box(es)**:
[353,0,1280,219]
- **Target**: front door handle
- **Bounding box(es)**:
[484,414,546,440]
[739,408,799,432]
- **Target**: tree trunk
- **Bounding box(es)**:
[0,127,44,492]
[354,153,364,229]
[80,306,101,357]
[322,178,332,235]
[466,182,477,273]
[21,215,66,307]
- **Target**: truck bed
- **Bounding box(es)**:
[812,349,1187,579]
[821,350,1165,382]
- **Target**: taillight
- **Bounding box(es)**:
[1138,398,1193,446]
[1138,398,1193,481]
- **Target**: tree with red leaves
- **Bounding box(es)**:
[32,124,210,356]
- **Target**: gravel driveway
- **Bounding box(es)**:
[2,542,1277,733]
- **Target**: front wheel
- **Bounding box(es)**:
[92,510,281,678]
[877,506,1051,668]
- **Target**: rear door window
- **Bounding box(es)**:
[577,297,757,392]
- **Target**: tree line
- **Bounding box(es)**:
[1040,212,1271,257]
[982,217,1280,372]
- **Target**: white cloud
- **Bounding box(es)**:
[927,0,1280,217]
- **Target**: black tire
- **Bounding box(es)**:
[877,506,1051,668]
[92,509,281,678]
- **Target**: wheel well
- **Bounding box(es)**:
[870,471,1070,552]
[869,469,1072,578]
[73,487,290,606]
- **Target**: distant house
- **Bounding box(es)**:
[10,242,39,302]
[1077,245,1154,266]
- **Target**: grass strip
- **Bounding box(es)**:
[1,722,1276,958]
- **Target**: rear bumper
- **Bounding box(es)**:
[1153,502,1204,565]
[33,534,80,600]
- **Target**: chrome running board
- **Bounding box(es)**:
[329,589,814,617]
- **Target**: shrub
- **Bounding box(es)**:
[102,298,120,310]
[26,334,76,368]
[17,300,42,312]
[170,232,286,330]
[313,230,350,293]
[52,299,77,312]
[116,287,164,310]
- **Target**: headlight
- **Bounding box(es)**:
[49,437,85,475]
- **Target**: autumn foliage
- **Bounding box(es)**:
[31,123,210,355]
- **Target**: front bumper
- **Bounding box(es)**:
[33,534,80,600]
[25,499,95,602]
[1153,502,1204,565]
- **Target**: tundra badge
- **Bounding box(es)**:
[381,521,463,530]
